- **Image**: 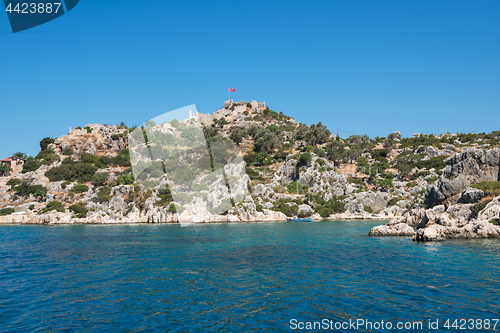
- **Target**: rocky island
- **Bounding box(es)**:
[0,100,499,241]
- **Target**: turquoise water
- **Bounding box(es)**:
[1,221,500,332]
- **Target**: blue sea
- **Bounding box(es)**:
[1,221,500,332]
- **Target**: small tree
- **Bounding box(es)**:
[13,152,27,159]
[92,173,109,186]
[62,147,74,156]
[170,119,180,128]
[0,163,11,176]
[39,137,55,151]
[229,127,245,145]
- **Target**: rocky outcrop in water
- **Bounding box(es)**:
[369,195,500,241]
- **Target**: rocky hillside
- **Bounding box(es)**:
[370,148,500,241]
[0,100,499,235]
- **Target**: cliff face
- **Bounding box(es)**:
[425,148,500,207]
[0,101,499,228]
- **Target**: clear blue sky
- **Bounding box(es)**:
[1,0,499,157]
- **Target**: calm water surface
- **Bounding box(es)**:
[1,221,500,332]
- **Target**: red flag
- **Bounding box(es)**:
[229,87,235,92]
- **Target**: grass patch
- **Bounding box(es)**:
[471,181,500,198]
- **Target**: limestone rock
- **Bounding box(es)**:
[387,207,425,227]
[417,205,446,228]
[369,223,415,236]
[459,187,484,204]
[344,191,392,213]
[425,148,500,207]
[252,184,275,199]
[477,198,500,222]
[378,205,406,218]
[447,203,474,226]
[414,220,500,241]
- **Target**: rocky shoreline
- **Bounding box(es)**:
[0,210,392,225]
[369,148,500,241]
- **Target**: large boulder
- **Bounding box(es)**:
[447,203,474,226]
[459,187,484,204]
[417,205,446,228]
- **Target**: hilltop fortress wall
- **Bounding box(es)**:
[193,100,266,126]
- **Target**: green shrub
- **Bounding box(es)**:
[41,201,64,214]
[298,210,313,218]
[93,187,111,203]
[471,200,491,216]
[39,137,54,151]
[35,149,59,165]
[22,159,40,173]
[167,203,184,214]
[62,147,74,156]
[490,219,500,226]
[372,149,389,161]
[29,204,35,210]
[45,162,98,183]
[273,199,299,217]
[389,197,401,206]
[92,173,109,186]
[6,178,21,188]
[72,184,89,194]
[256,204,263,212]
[0,207,15,216]
[69,203,88,218]
[13,181,47,198]
[310,195,346,218]
[414,155,449,171]
[427,176,439,183]
[118,172,134,185]
[364,205,374,214]
[111,149,131,167]
[155,188,174,207]
[298,152,312,166]
[372,177,393,190]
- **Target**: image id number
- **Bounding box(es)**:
[6,3,62,14]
